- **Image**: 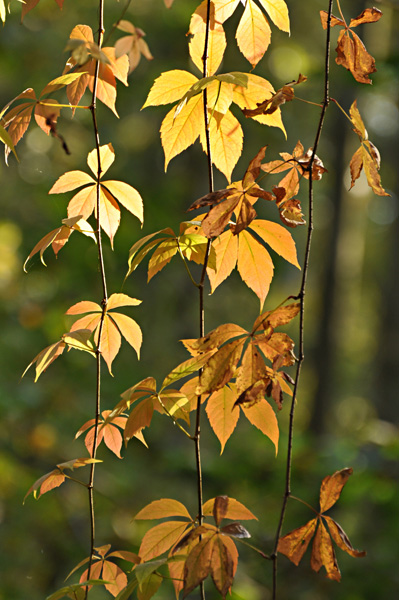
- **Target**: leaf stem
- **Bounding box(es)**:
[271,1,333,598]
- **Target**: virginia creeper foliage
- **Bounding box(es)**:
[1,0,389,597]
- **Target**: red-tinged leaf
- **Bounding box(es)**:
[1,103,34,157]
[96,314,122,375]
[256,331,295,367]
[109,313,142,359]
[189,1,226,76]
[188,189,233,212]
[242,146,268,188]
[183,535,214,598]
[221,522,250,539]
[279,198,306,227]
[67,185,97,221]
[21,0,64,20]
[236,0,271,68]
[67,300,102,315]
[34,99,61,135]
[349,7,382,28]
[324,516,366,558]
[23,226,66,271]
[101,561,127,596]
[83,425,104,456]
[124,397,155,442]
[107,293,141,310]
[203,497,257,521]
[102,180,144,225]
[197,338,245,395]
[162,350,217,390]
[69,313,101,334]
[249,219,300,269]
[102,424,124,459]
[278,518,318,565]
[22,340,66,382]
[49,171,95,194]
[140,521,191,561]
[206,385,240,453]
[207,230,238,293]
[319,468,353,513]
[201,109,243,183]
[242,398,279,454]
[310,520,341,581]
[210,533,235,598]
[98,186,121,246]
[143,70,199,108]
[24,468,65,502]
[135,499,192,521]
[237,230,274,309]
[102,47,130,87]
[79,561,103,592]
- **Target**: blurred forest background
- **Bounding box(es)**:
[0,1,398,599]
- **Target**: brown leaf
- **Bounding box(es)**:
[220,522,251,539]
[278,518,318,565]
[279,198,306,227]
[183,535,214,598]
[196,338,245,395]
[319,467,353,513]
[213,495,229,526]
[336,29,376,84]
[319,11,345,30]
[349,7,383,28]
[187,189,233,212]
[203,497,257,521]
[310,520,341,581]
[324,516,366,558]
[210,534,235,598]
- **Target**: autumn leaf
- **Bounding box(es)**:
[278,468,366,580]
[188,0,226,76]
[115,20,153,74]
[49,144,144,245]
[320,7,382,84]
[24,457,101,502]
[67,293,142,374]
[76,410,127,459]
[21,0,64,21]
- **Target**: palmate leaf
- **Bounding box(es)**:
[188,0,227,76]
[115,20,153,75]
[144,69,285,181]
[278,468,366,580]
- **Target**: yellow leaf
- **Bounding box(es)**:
[49,170,95,194]
[160,95,203,170]
[98,187,121,246]
[97,315,121,376]
[189,0,227,76]
[258,0,290,33]
[233,73,286,136]
[102,180,144,224]
[236,0,271,68]
[109,312,142,360]
[249,219,300,268]
[206,385,240,453]
[201,109,243,182]
[87,143,115,177]
[213,0,241,23]
[206,80,234,115]
[207,230,238,293]
[242,398,279,454]
[362,145,390,197]
[237,230,274,309]
[142,70,199,108]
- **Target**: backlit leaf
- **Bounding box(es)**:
[197,338,245,395]
[237,230,274,309]
[203,497,257,520]
[183,535,214,597]
[324,516,366,559]
[258,0,290,33]
[98,314,122,375]
[206,385,240,453]
[207,230,238,293]
[311,520,341,581]
[278,518,318,565]
[201,109,243,182]
[210,533,235,597]
[242,398,279,453]
[319,467,353,513]
[125,397,155,442]
[136,498,192,521]
[233,73,286,135]
[143,70,198,108]
[102,180,144,225]
[109,313,142,360]
[49,170,95,194]
[161,95,203,170]
[22,340,66,382]
[189,0,227,76]
[140,521,191,561]
[87,143,115,177]
[162,350,217,389]
[236,0,271,68]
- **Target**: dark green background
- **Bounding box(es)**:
[1,1,398,599]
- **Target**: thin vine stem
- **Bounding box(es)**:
[192,2,214,599]
[271,1,333,598]
[84,1,108,597]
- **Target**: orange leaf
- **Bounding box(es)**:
[210,533,235,597]
[278,518,318,565]
[203,497,257,521]
[135,498,192,521]
[233,73,286,135]
[102,560,128,596]
[109,312,142,359]
[206,385,240,453]
[183,534,214,597]
[310,520,341,581]
[319,467,353,513]
[207,230,238,293]
[335,29,376,84]
[67,185,97,220]
[98,186,121,246]
[242,398,279,453]
[49,170,95,194]
[250,219,300,268]
[66,300,101,315]
[98,314,122,375]
[22,340,66,382]
[324,516,366,559]
[107,293,141,310]
[124,397,155,441]
[236,0,271,68]
[197,338,245,395]
[140,521,191,561]
[237,230,274,309]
